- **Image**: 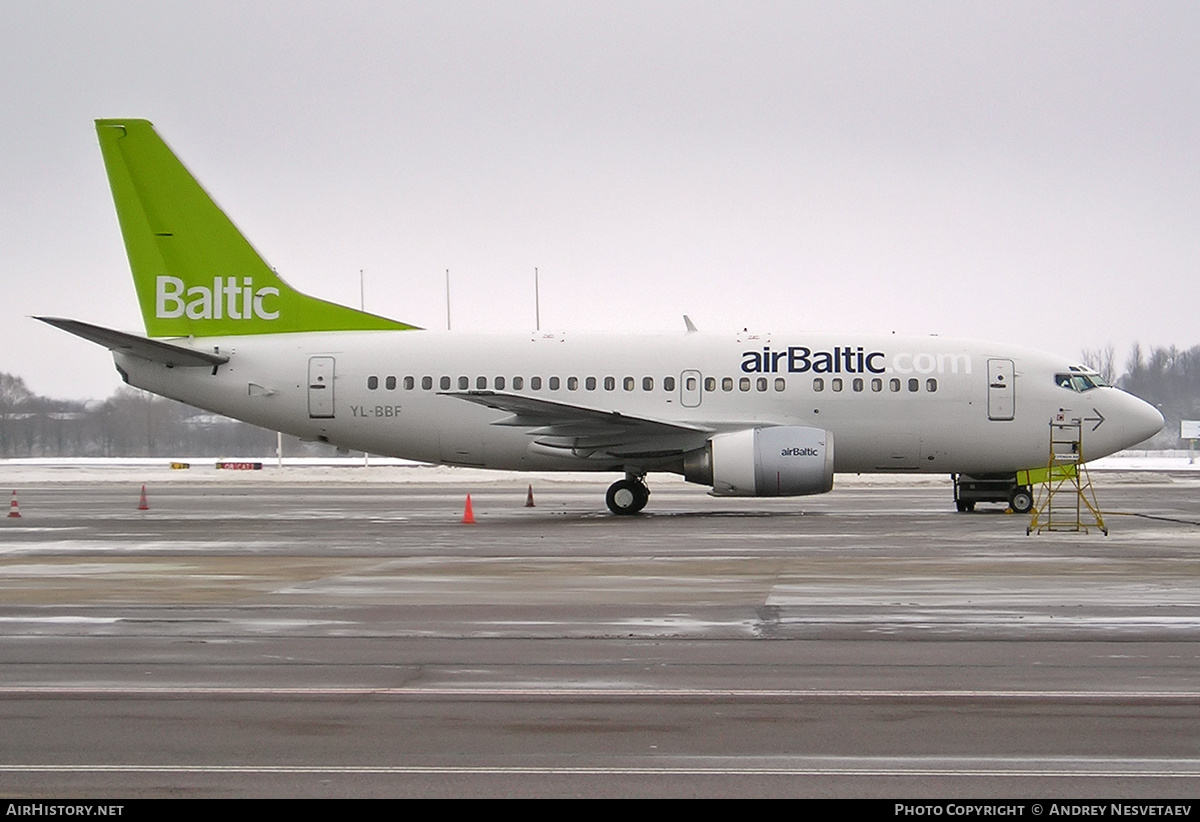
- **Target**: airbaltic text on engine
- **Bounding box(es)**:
[740,345,972,375]
[156,275,280,320]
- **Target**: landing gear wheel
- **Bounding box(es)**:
[956,499,975,513]
[1009,486,1034,514]
[606,479,649,515]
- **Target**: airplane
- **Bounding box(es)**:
[38,119,1164,515]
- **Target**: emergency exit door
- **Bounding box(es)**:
[680,370,702,408]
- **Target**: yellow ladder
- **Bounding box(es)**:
[1027,418,1108,535]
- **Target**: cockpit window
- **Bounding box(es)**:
[1055,367,1108,392]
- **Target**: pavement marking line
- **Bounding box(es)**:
[2,762,1200,778]
[3,686,1200,700]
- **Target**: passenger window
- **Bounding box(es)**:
[422,376,433,390]
[367,376,378,390]
[513,376,524,390]
[404,376,414,390]
[775,378,786,391]
[568,377,578,390]
[852,378,863,392]
[722,377,733,392]
[663,376,675,391]
[643,377,654,391]
[813,378,824,392]
[831,378,843,392]
[889,378,900,392]
[739,377,751,391]
[440,376,451,390]
[704,377,716,392]
[476,376,487,390]
[756,377,767,392]
[604,377,615,391]
[871,378,882,392]
[926,378,937,392]
[531,376,542,390]
[624,377,635,391]
[458,376,469,390]
[586,377,597,390]
[908,378,919,392]
[495,376,505,390]
[549,377,560,390]
[385,376,396,390]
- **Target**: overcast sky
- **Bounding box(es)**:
[3,1,1197,400]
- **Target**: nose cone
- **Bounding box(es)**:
[1123,392,1164,447]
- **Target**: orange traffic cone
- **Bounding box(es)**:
[137,485,149,511]
[525,484,535,508]
[7,490,20,518]
[461,494,476,524]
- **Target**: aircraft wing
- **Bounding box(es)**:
[35,317,230,368]
[441,390,712,459]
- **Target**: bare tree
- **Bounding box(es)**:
[1080,344,1117,384]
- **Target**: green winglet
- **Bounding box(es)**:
[95,119,419,338]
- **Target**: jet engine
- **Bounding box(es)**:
[682,426,834,497]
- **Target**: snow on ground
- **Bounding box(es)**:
[0,450,1196,487]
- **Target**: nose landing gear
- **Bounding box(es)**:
[606,475,650,515]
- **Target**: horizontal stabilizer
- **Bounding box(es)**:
[35,317,230,367]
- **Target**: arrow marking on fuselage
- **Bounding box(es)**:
[1085,408,1106,431]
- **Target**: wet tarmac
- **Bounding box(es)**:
[1,471,1199,797]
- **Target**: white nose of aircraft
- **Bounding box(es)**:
[1120,391,1165,448]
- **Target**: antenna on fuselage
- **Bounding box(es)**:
[360,268,369,468]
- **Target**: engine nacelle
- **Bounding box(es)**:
[682,426,834,497]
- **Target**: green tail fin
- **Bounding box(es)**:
[96,119,418,337]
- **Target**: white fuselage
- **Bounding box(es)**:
[112,329,1163,479]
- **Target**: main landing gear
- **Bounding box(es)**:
[606,475,650,515]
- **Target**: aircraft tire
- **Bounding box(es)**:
[1009,487,1034,514]
[607,479,649,515]
[956,499,975,513]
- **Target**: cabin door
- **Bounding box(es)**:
[987,358,1015,421]
[308,356,336,419]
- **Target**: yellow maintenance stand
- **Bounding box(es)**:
[1027,418,1108,535]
